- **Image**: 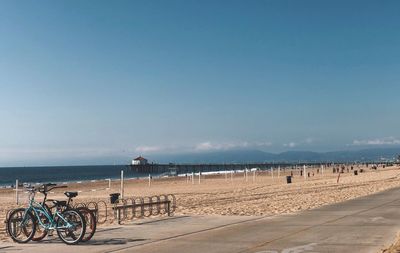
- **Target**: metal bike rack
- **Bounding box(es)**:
[3,193,176,231]
[111,194,176,224]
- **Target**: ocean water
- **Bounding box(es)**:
[0,165,149,186]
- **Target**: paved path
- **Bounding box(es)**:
[3,187,400,253]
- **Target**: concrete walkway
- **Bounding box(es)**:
[2,187,400,253]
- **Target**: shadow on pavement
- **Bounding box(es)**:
[0,246,14,251]
[27,237,147,246]
[85,238,147,245]
[130,215,191,225]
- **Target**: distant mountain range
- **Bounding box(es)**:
[2,147,399,167]
[150,147,400,164]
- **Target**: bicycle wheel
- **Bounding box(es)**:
[56,209,86,245]
[7,208,36,243]
[32,205,52,241]
[77,207,97,242]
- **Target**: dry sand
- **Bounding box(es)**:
[382,233,400,253]
[1,165,400,243]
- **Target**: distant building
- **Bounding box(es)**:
[132,156,148,165]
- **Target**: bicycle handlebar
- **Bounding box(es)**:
[37,183,68,194]
[24,183,68,196]
[47,185,67,192]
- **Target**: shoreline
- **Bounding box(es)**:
[0,163,385,188]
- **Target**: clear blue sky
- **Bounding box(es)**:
[1,0,400,165]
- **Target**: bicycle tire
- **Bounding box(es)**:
[7,208,36,243]
[77,207,97,242]
[56,209,86,245]
[32,203,52,241]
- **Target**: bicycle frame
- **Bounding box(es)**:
[22,191,74,231]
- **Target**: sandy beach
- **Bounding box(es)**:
[1,165,400,243]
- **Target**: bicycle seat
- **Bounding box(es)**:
[52,200,67,206]
[64,191,78,198]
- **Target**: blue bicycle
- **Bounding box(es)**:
[6,183,86,244]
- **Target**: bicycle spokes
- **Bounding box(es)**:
[7,209,36,243]
[56,210,86,245]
